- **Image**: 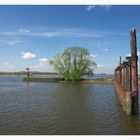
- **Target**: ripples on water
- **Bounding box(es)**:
[0,75,140,134]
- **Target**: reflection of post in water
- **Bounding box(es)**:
[26,67,30,78]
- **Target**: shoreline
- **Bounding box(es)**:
[0,72,58,76]
[23,77,114,84]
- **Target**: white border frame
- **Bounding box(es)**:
[0,0,140,5]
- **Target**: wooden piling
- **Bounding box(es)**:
[114,28,138,115]
[120,56,122,84]
[130,28,138,114]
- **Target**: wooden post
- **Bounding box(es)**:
[120,56,122,84]
[122,66,125,88]
[130,28,138,114]
[126,66,131,91]
[114,28,138,115]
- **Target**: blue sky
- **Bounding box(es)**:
[0,5,140,74]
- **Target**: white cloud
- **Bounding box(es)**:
[0,27,128,39]
[3,62,15,68]
[0,30,58,38]
[86,5,112,12]
[0,40,22,46]
[100,5,112,11]
[30,58,54,72]
[137,51,140,56]
[86,5,96,12]
[22,52,36,60]
[86,54,98,60]
[1,30,100,38]
[19,28,58,37]
[30,64,53,72]
[97,64,104,68]
[4,62,10,65]
[64,30,102,38]
[38,58,49,65]
[95,65,114,74]
[90,54,98,58]
[126,53,131,57]
[126,50,140,57]
[29,32,58,38]
[19,29,30,33]
[104,48,110,52]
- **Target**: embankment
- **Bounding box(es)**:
[23,77,64,82]
[23,77,114,84]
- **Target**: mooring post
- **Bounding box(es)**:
[130,28,138,114]
[114,28,138,115]
[122,66,125,88]
[119,56,122,84]
[126,65,131,91]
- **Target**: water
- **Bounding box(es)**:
[0,75,140,135]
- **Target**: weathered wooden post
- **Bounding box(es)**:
[119,56,122,84]
[126,64,131,91]
[121,66,125,88]
[123,60,131,114]
[114,28,138,115]
[130,28,138,114]
[125,57,132,91]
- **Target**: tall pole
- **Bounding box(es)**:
[120,56,122,84]
[120,56,121,66]
[130,28,138,114]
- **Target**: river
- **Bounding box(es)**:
[0,75,140,135]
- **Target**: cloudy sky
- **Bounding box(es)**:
[0,5,140,74]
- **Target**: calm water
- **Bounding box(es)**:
[0,75,140,135]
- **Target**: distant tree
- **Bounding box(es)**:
[50,46,97,81]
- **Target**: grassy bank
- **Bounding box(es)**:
[23,77,64,82]
[138,79,140,85]
[81,78,114,84]
[23,77,114,84]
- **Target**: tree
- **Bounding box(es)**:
[50,46,97,81]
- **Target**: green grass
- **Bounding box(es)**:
[23,77,64,82]
[81,78,114,84]
[138,78,140,84]
[92,78,113,81]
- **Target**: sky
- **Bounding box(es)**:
[0,5,140,74]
